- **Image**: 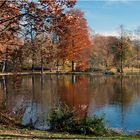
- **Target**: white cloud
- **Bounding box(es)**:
[96,31,140,40]
[98,31,119,37]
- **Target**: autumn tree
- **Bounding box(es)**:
[89,34,118,70]
[0,0,22,72]
[0,0,77,72]
[112,25,133,73]
[134,26,140,69]
[34,33,57,73]
[0,0,21,33]
[21,0,77,72]
[59,9,91,72]
[112,37,133,73]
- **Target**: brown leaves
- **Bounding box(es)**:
[0,0,77,71]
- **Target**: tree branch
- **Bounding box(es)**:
[0,13,27,25]
[0,0,6,8]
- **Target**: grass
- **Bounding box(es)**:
[0,125,140,140]
[1,124,140,139]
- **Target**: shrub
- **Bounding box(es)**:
[47,104,109,136]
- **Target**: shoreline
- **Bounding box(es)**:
[0,71,140,76]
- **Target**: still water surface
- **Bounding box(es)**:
[0,74,140,131]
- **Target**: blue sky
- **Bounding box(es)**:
[76,1,140,34]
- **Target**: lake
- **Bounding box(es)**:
[0,74,140,131]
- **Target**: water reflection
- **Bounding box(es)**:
[0,75,140,130]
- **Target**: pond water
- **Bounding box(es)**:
[0,74,140,131]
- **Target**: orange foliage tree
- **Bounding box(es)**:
[59,9,91,72]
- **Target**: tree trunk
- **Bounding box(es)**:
[2,61,6,73]
[56,61,59,73]
[72,61,75,72]
[32,51,35,73]
[120,60,123,74]
[31,24,35,73]
[32,63,35,73]
[41,56,43,74]
[2,49,8,73]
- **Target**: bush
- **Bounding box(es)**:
[104,71,115,75]
[47,104,109,136]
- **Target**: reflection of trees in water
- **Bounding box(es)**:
[112,76,140,111]
[58,75,91,117]
[11,74,22,89]
[22,75,59,129]
[0,76,7,110]
[88,76,116,110]
[0,75,140,129]
[110,76,140,130]
[0,75,32,116]
[87,76,140,115]
[57,75,140,117]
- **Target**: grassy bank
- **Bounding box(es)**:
[0,124,140,139]
[0,124,92,139]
